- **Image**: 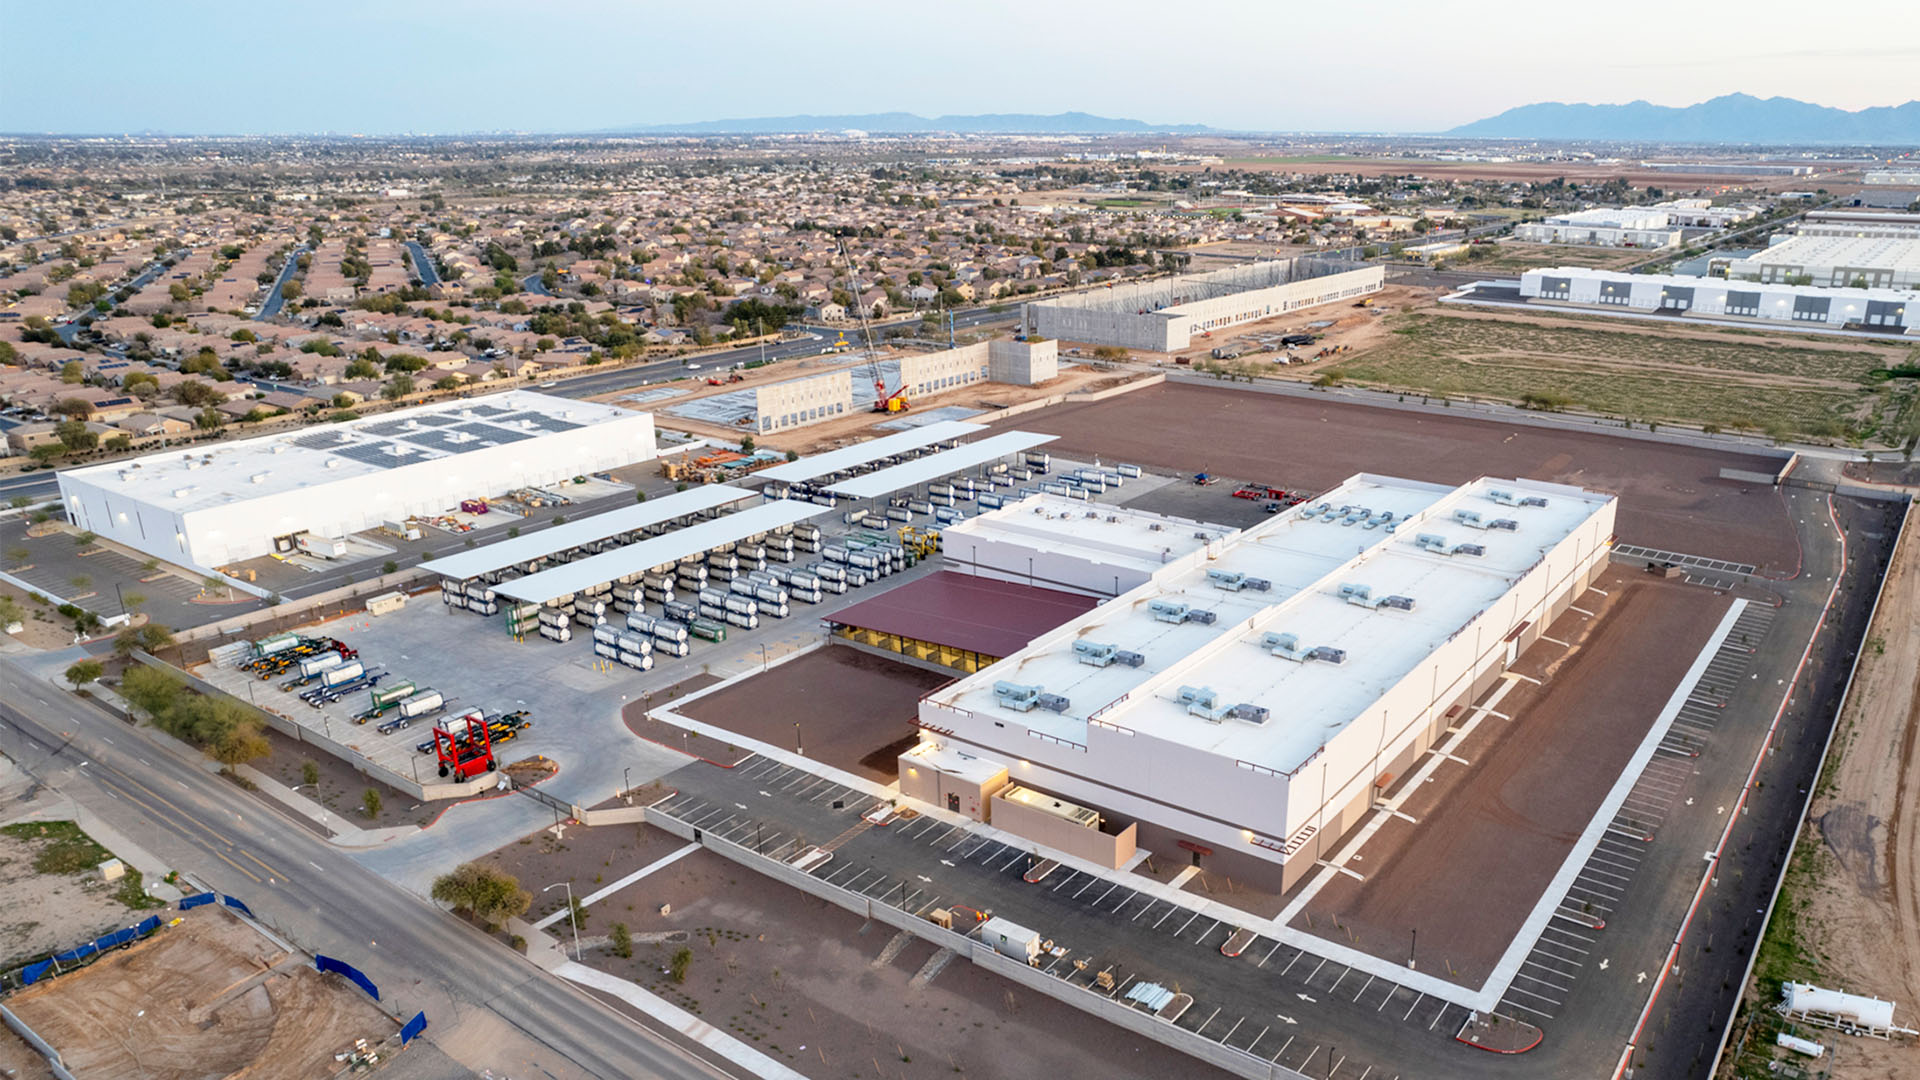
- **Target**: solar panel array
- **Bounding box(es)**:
[279,401,588,472]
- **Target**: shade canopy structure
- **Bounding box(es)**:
[825,432,1057,500]
[422,485,752,581]
[752,420,985,484]
[494,500,830,604]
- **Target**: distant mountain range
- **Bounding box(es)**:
[601,111,1210,135]
[1448,93,1920,144]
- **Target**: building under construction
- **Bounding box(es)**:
[1022,257,1383,352]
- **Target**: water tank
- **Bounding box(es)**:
[1780,982,1897,1030]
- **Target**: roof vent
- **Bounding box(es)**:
[249,472,269,484]
[1206,569,1272,592]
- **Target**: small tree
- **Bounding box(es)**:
[430,862,532,930]
[302,760,320,786]
[64,659,104,688]
[382,560,399,575]
[611,922,633,958]
[210,722,270,774]
[114,622,176,657]
[0,595,24,629]
[670,946,693,983]
[74,531,97,548]
[362,788,383,818]
[121,591,147,615]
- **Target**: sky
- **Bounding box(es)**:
[5,0,1917,135]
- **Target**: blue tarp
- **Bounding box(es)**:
[179,893,215,910]
[315,954,379,1001]
[399,1011,428,1044]
[18,916,162,985]
[221,895,254,918]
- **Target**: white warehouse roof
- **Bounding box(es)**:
[60,390,645,515]
[421,485,752,581]
[927,474,1616,776]
[753,420,985,483]
[826,432,1058,500]
[494,499,828,604]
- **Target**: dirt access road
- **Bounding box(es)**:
[1765,504,1920,1077]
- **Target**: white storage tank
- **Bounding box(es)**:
[1780,982,1898,1031]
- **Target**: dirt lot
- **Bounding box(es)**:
[1456,241,1656,276]
[675,646,952,783]
[1167,284,1428,371]
[1321,308,1919,444]
[0,581,86,651]
[5,907,395,1080]
[578,846,1237,1080]
[248,723,442,832]
[1296,568,1730,985]
[1732,509,1920,1078]
[0,820,165,969]
[478,818,693,926]
[999,380,1801,572]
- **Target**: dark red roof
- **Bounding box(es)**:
[829,571,1098,658]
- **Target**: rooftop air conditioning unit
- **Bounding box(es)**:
[1487,519,1519,532]
[249,472,269,484]
[1377,595,1415,612]
[1114,649,1145,667]
[1149,599,1190,623]
[1338,583,1373,606]
[1415,533,1450,553]
[1450,543,1486,557]
[1519,496,1548,508]
[1036,693,1072,714]
[1307,645,1348,664]
[1263,631,1305,660]
[994,681,1042,712]
[1452,509,1484,528]
[1488,488,1517,505]
[1231,704,1271,725]
[1073,640,1120,667]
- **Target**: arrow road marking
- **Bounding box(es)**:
[1296,993,1316,1003]
[1637,971,1648,984]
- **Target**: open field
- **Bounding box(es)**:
[5,907,395,1080]
[1325,309,1920,442]
[0,820,165,969]
[1456,241,1655,274]
[1727,508,1920,1079]
[997,380,1801,571]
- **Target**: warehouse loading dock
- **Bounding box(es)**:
[828,571,1098,673]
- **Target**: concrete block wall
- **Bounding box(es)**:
[755,370,852,433]
[898,343,989,397]
[988,339,1058,385]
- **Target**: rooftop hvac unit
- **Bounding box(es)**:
[1073,641,1120,667]
[1519,496,1548,508]
[1307,645,1348,664]
[1149,600,1190,623]
[1488,488,1517,505]
[1487,519,1519,531]
[1415,533,1450,552]
[1338,583,1373,605]
[1231,704,1271,725]
[1450,543,1486,557]
[1187,608,1218,625]
[1114,649,1145,667]
[1148,523,1164,531]
[1036,693,1072,714]
[1452,509,1484,527]
[1193,531,1212,541]
[1377,595,1415,612]
[1263,631,1304,660]
[1206,569,1273,592]
[995,681,1042,712]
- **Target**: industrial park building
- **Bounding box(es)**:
[1519,268,1915,331]
[1793,210,1920,240]
[1713,234,1920,290]
[1512,206,1682,249]
[57,391,658,570]
[914,476,1616,888]
[1022,257,1382,352]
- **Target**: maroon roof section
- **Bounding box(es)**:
[828,571,1099,658]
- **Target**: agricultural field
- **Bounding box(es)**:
[1323,309,1920,445]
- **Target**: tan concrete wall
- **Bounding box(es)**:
[988,339,1058,386]
[898,753,1007,821]
[756,370,852,434]
[989,790,1137,869]
[898,343,989,398]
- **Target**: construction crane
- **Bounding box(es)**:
[838,243,909,414]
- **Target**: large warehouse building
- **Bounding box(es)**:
[913,476,1616,888]
[1520,267,1916,332]
[57,391,658,570]
[1023,257,1382,352]
[1512,206,1682,248]
[1713,234,1920,289]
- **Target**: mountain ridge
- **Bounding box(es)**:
[1448,94,1920,143]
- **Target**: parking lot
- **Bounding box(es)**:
[2,516,263,628]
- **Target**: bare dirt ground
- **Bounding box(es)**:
[0,1028,58,1080]
[5,907,395,1080]
[0,582,84,651]
[997,380,1802,572]
[675,646,952,784]
[578,846,1238,1080]
[1155,284,1432,371]
[478,819,693,926]
[1297,568,1730,985]
[248,722,442,831]
[0,823,153,970]
[1767,511,1920,1077]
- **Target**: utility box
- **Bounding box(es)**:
[979,917,1042,965]
[97,858,125,882]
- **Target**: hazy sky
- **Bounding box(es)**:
[6,0,1916,135]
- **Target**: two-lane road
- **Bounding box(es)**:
[0,657,736,1080]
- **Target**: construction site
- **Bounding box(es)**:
[2,906,400,1080]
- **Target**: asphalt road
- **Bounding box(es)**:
[406,241,440,288]
[256,245,307,321]
[0,654,743,1080]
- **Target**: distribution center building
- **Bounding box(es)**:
[915,476,1616,888]
[57,390,658,569]
[1520,267,1915,332]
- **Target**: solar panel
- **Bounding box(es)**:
[330,442,417,469]
[410,412,462,426]
[456,422,530,444]
[361,420,415,437]
[460,403,514,418]
[290,431,354,450]
[496,411,580,433]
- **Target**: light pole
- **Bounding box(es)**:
[623,766,632,802]
[759,643,768,671]
[1409,928,1416,971]
[794,721,802,756]
[544,882,581,960]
